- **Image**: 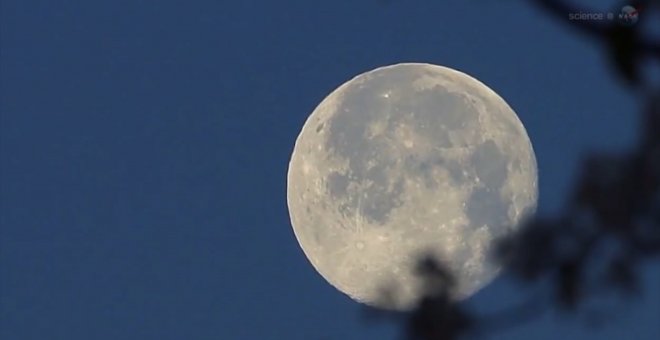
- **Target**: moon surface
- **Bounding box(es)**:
[286,63,537,310]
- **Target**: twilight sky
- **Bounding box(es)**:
[1,0,658,339]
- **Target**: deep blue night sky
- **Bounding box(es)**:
[1,1,658,339]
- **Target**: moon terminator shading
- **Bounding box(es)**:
[287,63,537,310]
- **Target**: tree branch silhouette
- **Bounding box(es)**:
[536,0,660,86]
[367,1,660,339]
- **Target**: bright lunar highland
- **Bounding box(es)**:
[287,63,537,310]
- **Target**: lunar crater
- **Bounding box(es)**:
[288,63,537,310]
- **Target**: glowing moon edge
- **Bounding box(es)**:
[286,62,538,310]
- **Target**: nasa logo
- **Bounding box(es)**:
[618,5,640,26]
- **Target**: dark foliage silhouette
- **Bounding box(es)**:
[367,1,660,339]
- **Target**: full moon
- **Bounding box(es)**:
[286,63,537,310]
